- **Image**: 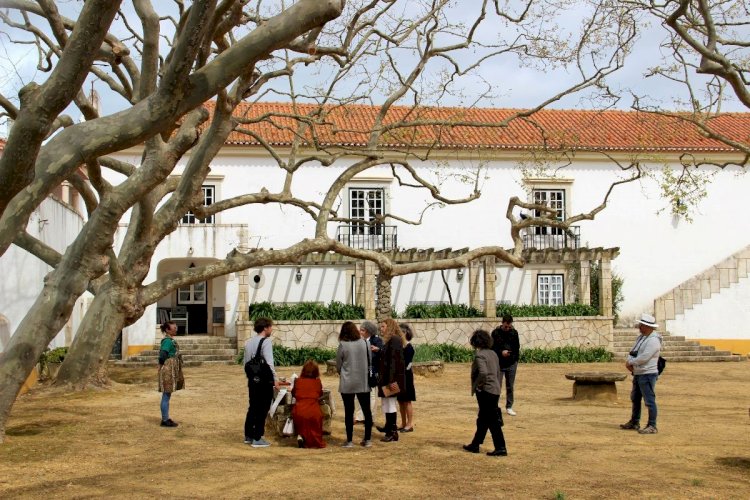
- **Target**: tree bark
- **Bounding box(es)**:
[55,285,133,388]
[376,270,393,322]
[0,269,90,442]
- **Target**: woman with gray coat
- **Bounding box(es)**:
[463,329,508,457]
[336,321,373,448]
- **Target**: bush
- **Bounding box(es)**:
[496,303,599,318]
[39,346,68,365]
[248,301,364,321]
[236,345,336,366]
[402,303,483,319]
[520,346,613,363]
[413,343,474,362]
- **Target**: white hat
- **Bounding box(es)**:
[638,313,658,329]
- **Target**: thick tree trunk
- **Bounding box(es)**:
[55,287,131,389]
[376,270,393,322]
[0,272,88,442]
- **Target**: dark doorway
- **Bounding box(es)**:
[185,304,208,334]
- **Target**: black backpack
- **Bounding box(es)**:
[244,337,273,385]
[657,356,666,375]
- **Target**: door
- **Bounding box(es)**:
[177,281,208,334]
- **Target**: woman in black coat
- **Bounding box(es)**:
[397,323,416,432]
[377,318,406,442]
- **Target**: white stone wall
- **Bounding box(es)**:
[237,317,613,350]
[0,198,86,352]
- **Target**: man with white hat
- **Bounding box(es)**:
[619,313,662,434]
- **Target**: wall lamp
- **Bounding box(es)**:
[456,268,464,281]
[295,267,303,283]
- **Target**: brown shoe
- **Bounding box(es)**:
[619,421,639,430]
[380,431,399,442]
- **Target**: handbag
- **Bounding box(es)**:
[282,417,295,436]
[382,382,400,397]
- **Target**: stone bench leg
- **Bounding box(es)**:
[572,381,618,401]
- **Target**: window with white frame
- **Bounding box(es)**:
[182,185,215,224]
[349,187,384,235]
[537,274,564,305]
[532,189,565,235]
[177,281,207,304]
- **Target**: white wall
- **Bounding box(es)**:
[0,198,86,352]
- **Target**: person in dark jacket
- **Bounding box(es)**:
[397,323,416,432]
[376,318,406,442]
[491,314,520,416]
[355,321,383,424]
[464,329,507,457]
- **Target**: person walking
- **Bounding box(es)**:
[243,317,280,447]
[620,313,662,435]
[158,321,184,427]
[491,314,520,416]
[397,323,416,432]
[292,360,326,448]
[463,329,508,457]
[377,318,406,443]
[355,321,382,424]
[336,321,373,448]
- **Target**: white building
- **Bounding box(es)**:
[2,105,750,359]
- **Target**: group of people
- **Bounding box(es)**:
[156,310,661,454]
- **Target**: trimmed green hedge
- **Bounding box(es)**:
[236,345,336,366]
[236,344,612,366]
[497,303,599,318]
[403,303,484,319]
[248,301,364,321]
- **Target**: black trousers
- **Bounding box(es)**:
[471,391,506,451]
[342,392,372,441]
[244,382,273,441]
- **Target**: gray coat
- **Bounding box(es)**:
[471,348,502,396]
[336,339,370,394]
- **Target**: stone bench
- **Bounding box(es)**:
[266,386,334,437]
[565,372,627,401]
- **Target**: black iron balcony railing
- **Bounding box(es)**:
[336,224,397,251]
[522,225,580,250]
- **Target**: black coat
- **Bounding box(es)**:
[369,334,384,376]
[377,336,405,397]
[491,326,520,368]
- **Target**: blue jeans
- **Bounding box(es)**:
[160,392,171,421]
[630,374,658,428]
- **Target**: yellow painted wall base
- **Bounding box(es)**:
[697,339,750,357]
[126,345,152,357]
[19,367,39,395]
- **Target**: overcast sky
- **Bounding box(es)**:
[0,0,745,133]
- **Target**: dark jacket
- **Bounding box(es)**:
[369,334,384,376]
[491,326,520,369]
[377,336,405,397]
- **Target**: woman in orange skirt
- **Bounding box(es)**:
[292,359,326,448]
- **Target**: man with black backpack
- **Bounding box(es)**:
[243,317,279,447]
[491,314,520,417]
[620,313,662,435]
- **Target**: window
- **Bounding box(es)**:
[350,187,384,235]
[537,274,564,305]
[177,281,207,304]
[182,185,215,224]
[532,189,565,235]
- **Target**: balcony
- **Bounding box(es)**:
[522,225,580,250]
[336,224,397,251]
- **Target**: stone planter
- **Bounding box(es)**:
[412,361,444,377]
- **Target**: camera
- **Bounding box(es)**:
[629,350,639,357]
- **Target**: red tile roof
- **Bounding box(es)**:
[215,101,750,153]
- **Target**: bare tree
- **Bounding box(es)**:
[0,0,641,441]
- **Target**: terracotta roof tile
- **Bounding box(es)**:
[211,102,750,153]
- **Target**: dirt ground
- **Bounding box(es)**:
[1,361,749,499]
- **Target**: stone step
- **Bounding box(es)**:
[112,359,236,368]
[128,354,237,363]
[155,338,235,346]
[611,341,707,349]
[613,354,743,362]
[137,348,237,356]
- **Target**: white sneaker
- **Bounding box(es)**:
[251,438,271,448]
[506,408,517,416]
[341,441,354,448]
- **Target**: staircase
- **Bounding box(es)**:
[611,328,743,362]
[114,336,237,367]
[654,245,750,326]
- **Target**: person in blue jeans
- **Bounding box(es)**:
[620,313,662,434]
